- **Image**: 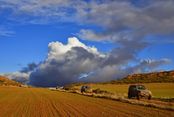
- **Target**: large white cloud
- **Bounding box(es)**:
[4,37,171,87]
[22,37,170,86]
[47,37,105,61]
[28,37,106,86]
[1,0,173,86]
[4,72,30,84]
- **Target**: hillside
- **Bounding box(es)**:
[110,70,174,84]
[0,76,21,86]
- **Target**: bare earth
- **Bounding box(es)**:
[0,87,173,117]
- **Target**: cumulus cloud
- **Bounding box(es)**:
[1,0,173,86]
[128,59,171,74]
[4,72,30,84]
[83,58,171,83]
[28,37,105,87]
[3,63,38,84]
[13,37,167,87]
[4,37,171,87]
[20,63,38,73]
[47,37,104,61]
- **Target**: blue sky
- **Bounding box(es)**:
[0,23,116,73]
[0,0,174,86]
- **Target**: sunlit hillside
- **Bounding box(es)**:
[109,70,174,84]
[0,76,21,86]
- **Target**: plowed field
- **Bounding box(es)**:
[0,87,173,117]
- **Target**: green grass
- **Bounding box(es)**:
[75,83,174,98]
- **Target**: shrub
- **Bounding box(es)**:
[92,88,110,94]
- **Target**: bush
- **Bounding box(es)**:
[92,88,109,94]
[63,85,74,90]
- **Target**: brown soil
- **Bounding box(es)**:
[0,87,173,117]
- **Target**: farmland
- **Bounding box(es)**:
[74,83,174,98]
[0,86,174,117]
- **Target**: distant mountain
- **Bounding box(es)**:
[0,76,21,86]
[110,70,174,84]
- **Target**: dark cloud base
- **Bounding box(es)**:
[1,0,173,87]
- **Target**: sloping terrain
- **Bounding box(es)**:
[0,87,173,117]
[0,76,21,86]
[109,70,174,84]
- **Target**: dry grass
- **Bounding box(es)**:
[74,83,174,98]
[0,86,174,117]
[65,89,174,111]
[0,76,21,86]
[66,83,174,111]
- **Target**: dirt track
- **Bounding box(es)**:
[0,87,173,117]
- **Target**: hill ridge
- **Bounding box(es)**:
[109,70,174,84]
[0,75,21,86]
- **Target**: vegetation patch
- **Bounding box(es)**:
[0,76,21,87]
[106,70,174,84]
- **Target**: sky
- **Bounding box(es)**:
[0,0,174,87]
